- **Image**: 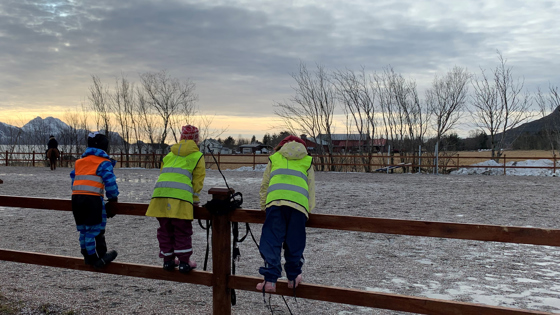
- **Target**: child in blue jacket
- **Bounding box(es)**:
[70,132,119,268]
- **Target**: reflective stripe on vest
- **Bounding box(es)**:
[72,185,104,195]
[72,155,108,196]
[267,183,309,199]
[74,175,103,183]
[160,167,193,181]
[270,168,308,182]
[266,152,312,211]
[151,150,203,203]
[154,181,194,194]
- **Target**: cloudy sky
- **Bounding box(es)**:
[1,0,560,139]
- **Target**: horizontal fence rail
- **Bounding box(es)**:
[0,194,558,314]
[2,150,559,174]
[1,195,559,246]
[0,249,550,315]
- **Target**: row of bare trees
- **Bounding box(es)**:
[88,70,198,156]
[275,51,548,171]
[1,70,206,166]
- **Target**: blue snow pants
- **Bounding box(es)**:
[258,205,307,283]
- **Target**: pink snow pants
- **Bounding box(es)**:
[156,218,193,262]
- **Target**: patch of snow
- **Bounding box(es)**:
[451,159,560,176]
[226,164,267,171]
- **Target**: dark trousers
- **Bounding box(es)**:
[157,218,193,262]
[259,205,307,283]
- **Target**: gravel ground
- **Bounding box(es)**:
[1,166,560,314]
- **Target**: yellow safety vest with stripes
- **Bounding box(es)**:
[265,152,313,212]
[151,151,203,203]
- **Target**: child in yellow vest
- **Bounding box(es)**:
[146,125,205,273]
[257,135,315,292]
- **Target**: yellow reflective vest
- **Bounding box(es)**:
[151,151,203,203]
[265,152,313,212]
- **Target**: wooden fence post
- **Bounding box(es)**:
[503,154,506,175]
[554,154,557,175]
[208,187,233,315]
[5,151,8,166]
[253,152,256,170]
[32,151,35,167]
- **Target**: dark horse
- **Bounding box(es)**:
[47,148,60,170]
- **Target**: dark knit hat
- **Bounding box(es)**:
[87,132,109,152]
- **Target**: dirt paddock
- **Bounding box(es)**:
[0,166,559,314]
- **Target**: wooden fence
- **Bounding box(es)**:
[2,150,559,174]
[0,191,558,315]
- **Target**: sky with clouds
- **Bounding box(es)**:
[1,0,560,139]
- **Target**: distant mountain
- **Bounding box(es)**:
[22,116,69,135]
[499,106,560,144]
[0,121,23,144]
[0,116,125,145]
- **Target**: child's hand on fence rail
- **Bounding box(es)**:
[106,198,118,218]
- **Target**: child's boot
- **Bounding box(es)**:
[288,273,302,289]
[178,259,197,274]
[81,249,98,266]
[163,258,180,271]
[93,250,118,268]
[256,281,276,293]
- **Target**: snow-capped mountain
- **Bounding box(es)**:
[21,116,69,135]
[0,121,22,143]
[0,116,125,145]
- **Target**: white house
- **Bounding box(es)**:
[199,139,232,154]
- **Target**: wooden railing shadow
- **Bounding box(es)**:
[0,191,557,315]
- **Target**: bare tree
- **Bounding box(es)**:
[139,70,198,151]
[195,114,228,143]
[88,75,112,145]
[536,84,560,154]
[426,66,471,151]
[274,62,337,170]
[375,66,429,165]
[61,108,89,156]
[135,88,157,153]
[333,67,378,171]
[0,118,24,159]
[471,51,533,159]
[109,74,136,165]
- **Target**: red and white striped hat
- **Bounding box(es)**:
[180,125,199,142]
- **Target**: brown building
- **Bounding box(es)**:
[300,134,386,153]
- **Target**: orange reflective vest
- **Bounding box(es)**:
[72,155,108,196]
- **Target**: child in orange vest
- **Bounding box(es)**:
[70,132,119,268]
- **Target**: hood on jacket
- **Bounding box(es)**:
[278,141,308,160]
[171,139,200,157]
[81,147,110,159]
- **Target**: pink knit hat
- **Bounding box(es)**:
[275,135,306,151]
[180,125,199,142]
